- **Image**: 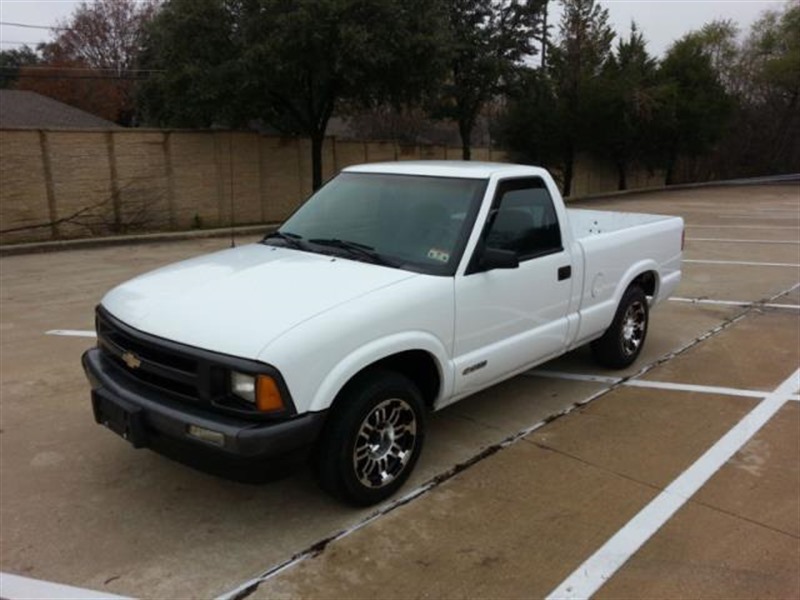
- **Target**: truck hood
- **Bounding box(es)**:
[101,244,417,359]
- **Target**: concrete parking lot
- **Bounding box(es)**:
[1,182,798,599]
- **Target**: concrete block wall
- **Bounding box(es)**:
[0,128,661,245]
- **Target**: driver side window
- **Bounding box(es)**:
[484,178,562,260]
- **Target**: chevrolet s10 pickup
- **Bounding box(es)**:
[83,161,683,505]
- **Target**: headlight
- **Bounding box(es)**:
[230,371,285,413]
[231,371,256,403]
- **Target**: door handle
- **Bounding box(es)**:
[558,265,571,281]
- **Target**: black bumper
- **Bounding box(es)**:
[82,348,327,469]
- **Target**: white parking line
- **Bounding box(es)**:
[526,371,621,385]
[546,368,800,600]
[669,297,800,310]
[0,572,129,600]
[624,379,770,399]
[530,370,793,400]
[46,329,96,338]
[687,238,800,244]
[683,259,800,267]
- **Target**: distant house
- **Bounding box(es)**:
[0,90,119,129]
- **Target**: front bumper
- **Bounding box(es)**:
[82,348,327,465]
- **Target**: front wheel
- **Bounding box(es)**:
[315,370,425,506]
[591,285,649,369]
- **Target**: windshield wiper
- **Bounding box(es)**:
[308,238,399,267]
[262,230,308,251]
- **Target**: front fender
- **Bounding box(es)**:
[307,331,453,413]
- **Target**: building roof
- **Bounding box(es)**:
[0,90,119,129]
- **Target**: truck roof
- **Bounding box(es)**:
[343,160,547,180]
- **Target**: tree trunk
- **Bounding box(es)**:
[617,160,627,191]
[562,145,574,197]
[311,132,324,191]
[665,150,677,186]
[459,118,473,161]
[541,1,549,69]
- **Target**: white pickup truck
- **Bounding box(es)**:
[83,161,683,505]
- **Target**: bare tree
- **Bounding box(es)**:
[38,0,157,124]
[47,0,157,73]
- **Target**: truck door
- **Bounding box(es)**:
[452,177,573,395]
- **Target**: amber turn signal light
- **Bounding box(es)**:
[256,375,284,412]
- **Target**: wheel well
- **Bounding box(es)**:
[631,271,657,298]
[336,350,441,411]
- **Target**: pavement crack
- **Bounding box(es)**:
[523,438,663,493]
[686,498,800,540]
[444,410,506,433]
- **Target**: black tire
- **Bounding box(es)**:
[315,370,426,506]
[591,285,649,369]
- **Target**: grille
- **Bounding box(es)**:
[96,311,200,400]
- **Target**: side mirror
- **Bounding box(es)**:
[478,247,519,271]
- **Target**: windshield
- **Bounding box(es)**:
[270,172,487,275]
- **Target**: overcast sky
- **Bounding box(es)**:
[0,0,791,57]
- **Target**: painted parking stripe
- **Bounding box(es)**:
[46,329,96,338]
[530,370,786,400]
[669,297,800,310]
[683,259,800,267]
[526,371,622,385]
[546,368,800,600]
[623,379,770,399]
[0,572,129,600]
[687,238,800,244]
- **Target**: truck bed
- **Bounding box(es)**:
[565,208,684,349]
[567,208,675,239]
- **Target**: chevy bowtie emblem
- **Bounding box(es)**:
[122,351,141,369]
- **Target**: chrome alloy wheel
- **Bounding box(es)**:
[621,300,647,356]
[353,398,417,489]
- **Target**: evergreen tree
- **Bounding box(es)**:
[547,0,614,195]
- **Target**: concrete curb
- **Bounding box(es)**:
[564,173,800,203]
[0,224,279,257]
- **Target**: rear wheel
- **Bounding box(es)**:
[316,370,425,506]
[591,285,649,369]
